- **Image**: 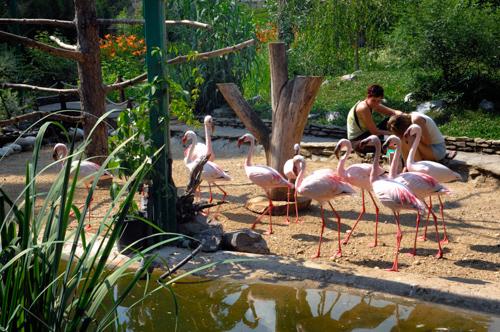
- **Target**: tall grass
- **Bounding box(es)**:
[0,114,173,331]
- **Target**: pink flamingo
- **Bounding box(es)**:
[359,135,426,271]
[183,131,231,207]
[334,139,385,247]
[404,124,461,243]
[237,133,294,235]
[384,135,449,258]
[183,115,216,162]
[283,143,301,224]
[52,143,113,228]
[293,155,355,258]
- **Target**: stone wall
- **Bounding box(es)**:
[212,117,347,139]
[445,137,500,155]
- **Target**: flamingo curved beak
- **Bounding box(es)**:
[333,144,341,160]
[181,136,187,145]
[237,137,244,148]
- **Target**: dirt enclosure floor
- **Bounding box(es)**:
[1,142,499,285]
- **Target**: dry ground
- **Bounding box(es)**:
[1,143,499,283]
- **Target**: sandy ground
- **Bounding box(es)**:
[1,142,499,285]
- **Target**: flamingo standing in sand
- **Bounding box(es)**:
[292,155,355,258]
[404,124,461,243]
[52,143,113,228]
[283,143,301,224]
[184,115,216,162]
[334,139,385,247]
[183,130,231,206]
[383,135,448,258]
[358,135,426,271]
[237,133,294,235]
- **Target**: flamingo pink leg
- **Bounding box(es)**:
[343,190,365,245]
[328,202,342,258]
[213,183,228,215]
[438,196,449,245]
[284,187,292,225]
[429,208,444,258]
[409,211,421,256]
[368,191,380,248]
[419,196,433,241]
[312,205,326,259]
[293,190,301,224]
[387,212,403,272]
[251,198,274,235]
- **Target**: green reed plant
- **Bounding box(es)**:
[0,113,178,331]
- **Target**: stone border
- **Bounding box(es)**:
[445,136,500,155]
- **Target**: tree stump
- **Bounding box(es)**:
[218,42,323,201]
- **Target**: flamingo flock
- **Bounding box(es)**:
[177,118,463,271]
[54,114,463,272]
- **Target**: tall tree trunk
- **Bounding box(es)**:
[74,0,108,164]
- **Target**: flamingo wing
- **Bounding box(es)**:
[373,179,425,212]
[202,161,232,182]
[408,160,461,183]
[246,165,291,189]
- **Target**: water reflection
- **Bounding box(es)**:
[111,277,499,331]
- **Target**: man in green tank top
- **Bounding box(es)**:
[346,84,402,154]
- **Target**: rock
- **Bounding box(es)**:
[68,127,84,141]
[340,73,356,81]
[16,136,36,151]
[0,146,13,157]
[416,100,446,115]
[479,99,495,112]
[222,229,270,254]
[178,214,216,236]
[212,106,235,118]
[325,111,341,122]
[404,92,415,103]
[4,143,21,153]
[194,225,224,252]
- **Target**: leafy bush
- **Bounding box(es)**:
[389,0,500,104]
[166,0,256,113]
[265,0,403,76]
[24,31,78,86]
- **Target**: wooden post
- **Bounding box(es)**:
[218,42,323,202]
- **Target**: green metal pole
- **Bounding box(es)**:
[143,0,177,234]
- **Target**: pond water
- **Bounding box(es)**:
[110,275,500,331]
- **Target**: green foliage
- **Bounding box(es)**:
[109,74,201,179]
[388,0,500,104]
[166,0,257,113]
[0,115,168,331]
[265,0,403,75]
[438,108,500,139]
[25,31,78,85]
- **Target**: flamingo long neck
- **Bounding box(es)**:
[336,142,350,178]
[389,140,402,179]
[204,123,213,156]
[294,159,306,190]
[245,138,254,167]
[58,146,69,170]
[186,135,197,164]
[407,128,421,168]
[370,140,381,184]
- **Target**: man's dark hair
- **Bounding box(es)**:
[367,84,384,98]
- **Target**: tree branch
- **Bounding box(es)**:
[49,35,77,50]
[0,111,84,127]
[166,39,255,65]
[105,39,256,92]
[0,18,212,30]
[1,83,79,95]
[97,19,212,30]
[0,18,74,28]
[104,73,147,92]
[0,30,83,62]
